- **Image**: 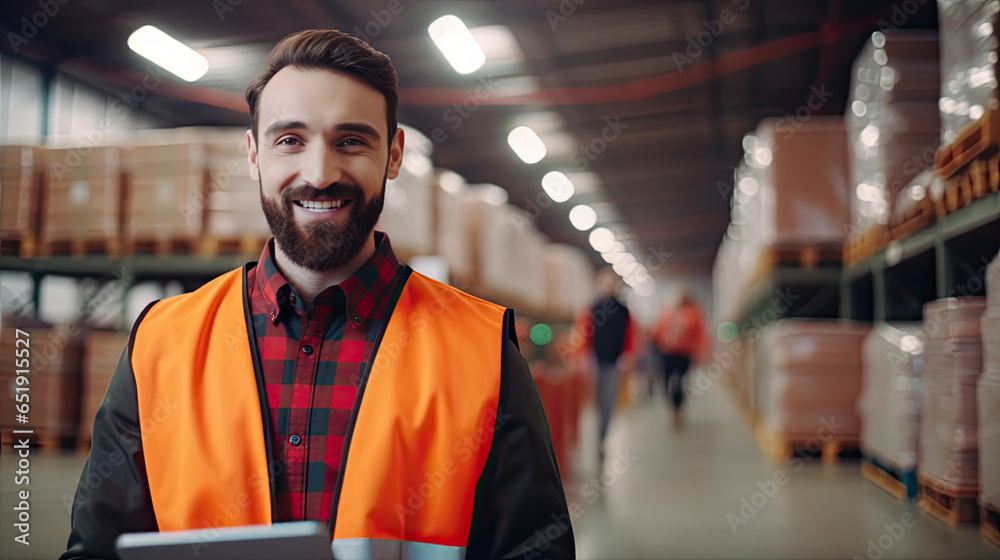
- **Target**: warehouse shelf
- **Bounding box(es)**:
[0,254,252,279]
[841,191,1000,322]
[737,265,842,329]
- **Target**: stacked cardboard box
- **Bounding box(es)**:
[545,245,594,321]
[756,320,870,438]
[124,143,207,242]
[846,30,940,230]
[379,125,434,258]
[0,324,83,442]
[979,252,1000,515]
[42,146,121,243]
[79,331,129,445]
[857,323,925,472]
[0,146,45,243]
[920,297,986,491]
[938,0,1000,145]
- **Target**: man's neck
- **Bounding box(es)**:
[273,234,377,305]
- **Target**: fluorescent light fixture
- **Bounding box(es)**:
[428,15,486,74]
[633,279,656,297]
[127,25,209,82]
[588,227,615,253]
[476,184,508,206]
[541,171,574,203]
[568,204,597,231]
[507,126,547,164]
[469,25,524,63]
[439,171,465,193]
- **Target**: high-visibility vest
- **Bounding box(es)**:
[130,266,506,559]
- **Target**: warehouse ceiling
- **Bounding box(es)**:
[0,0,937,277]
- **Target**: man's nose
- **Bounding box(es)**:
[299,144,344,189]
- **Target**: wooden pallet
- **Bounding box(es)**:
[844,225,890,266]
[936,109,1000,179]
[982,506,1000,548]
[936,151,1000,217]
[860,458,918,500]
[754,423,861,466]
[123,237,197,257]
[889,196,936,241]
[37,237,121,258]
[917,472,979,527]
[196,234,266,257]
[0,235,37,258]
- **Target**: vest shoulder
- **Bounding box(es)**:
[407,272,507,316]
[142,268,244,323]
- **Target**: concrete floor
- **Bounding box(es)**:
[1,383,999,560]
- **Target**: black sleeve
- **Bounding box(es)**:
[466,318,576,559]
[61,311,159,560]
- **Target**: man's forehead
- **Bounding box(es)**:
[257,66,386,130]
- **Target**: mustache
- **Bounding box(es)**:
[281,183,363,203]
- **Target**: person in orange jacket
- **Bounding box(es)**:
[652,286,707,431]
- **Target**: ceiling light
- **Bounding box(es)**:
[127,25,209,82]
[469,25,524,63]
[439,171,465,193]
[476,184,508,206]
[588,227,615,253]
[569,205,597,231]
[428,15,486,74]
[507,126,547,164]
[541,171,574,203]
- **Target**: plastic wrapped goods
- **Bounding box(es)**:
[979,306,1000,509]
[919,297,986,490]
[756,320,870,438]
[938,0,1000,144]
[857,323,925,471]
[847,30,940,230]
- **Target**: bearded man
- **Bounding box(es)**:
[62,29,574,560]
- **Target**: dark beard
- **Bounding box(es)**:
[260,178,385,271]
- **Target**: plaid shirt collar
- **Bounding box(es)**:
[253,231,401,326]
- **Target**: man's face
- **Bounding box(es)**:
[247,67,404,271]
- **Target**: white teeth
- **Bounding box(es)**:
[298,200,345,210]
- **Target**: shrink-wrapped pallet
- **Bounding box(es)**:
[756,320,870,438]
[0,324,83,441]
[857,323,925,471]
[124,143,208,241]
[938,0,1000,144]
[847,30,940,230]
[0,146,45,241]
[379,125,434,258]
[919,297,985,490]
[979,303,1000,510]
[42,146,121,242]
[79,331,129,444]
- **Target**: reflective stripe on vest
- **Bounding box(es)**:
[132,267,505,554]
[332,538,464,560]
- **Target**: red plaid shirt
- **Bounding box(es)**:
[246,231,403,523]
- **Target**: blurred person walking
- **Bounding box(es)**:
[653,287,707,431]
[577,268,635,465]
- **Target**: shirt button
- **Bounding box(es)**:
[269,311,276,321]
[301,345,314,355]
[353,315,362,323]
[289,435,301,446]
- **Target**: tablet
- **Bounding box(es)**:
[116,520,333,560]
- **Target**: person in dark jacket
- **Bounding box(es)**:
[576,267,635,464]
[61,30,573,560]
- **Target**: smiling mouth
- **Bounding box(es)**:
[293,199,351,212]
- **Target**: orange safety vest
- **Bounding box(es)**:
[130,266,506,558]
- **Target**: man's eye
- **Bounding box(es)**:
[277,137,300,146]
[341,138,365,147]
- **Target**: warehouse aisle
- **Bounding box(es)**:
[564,383,1000,559]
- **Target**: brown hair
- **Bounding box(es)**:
[245,30,398,143]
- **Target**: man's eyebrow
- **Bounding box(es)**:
[335,122,382,140]
[264,120,308,140]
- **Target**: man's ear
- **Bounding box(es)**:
[386,127,405,181]
[246,129,260,181]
